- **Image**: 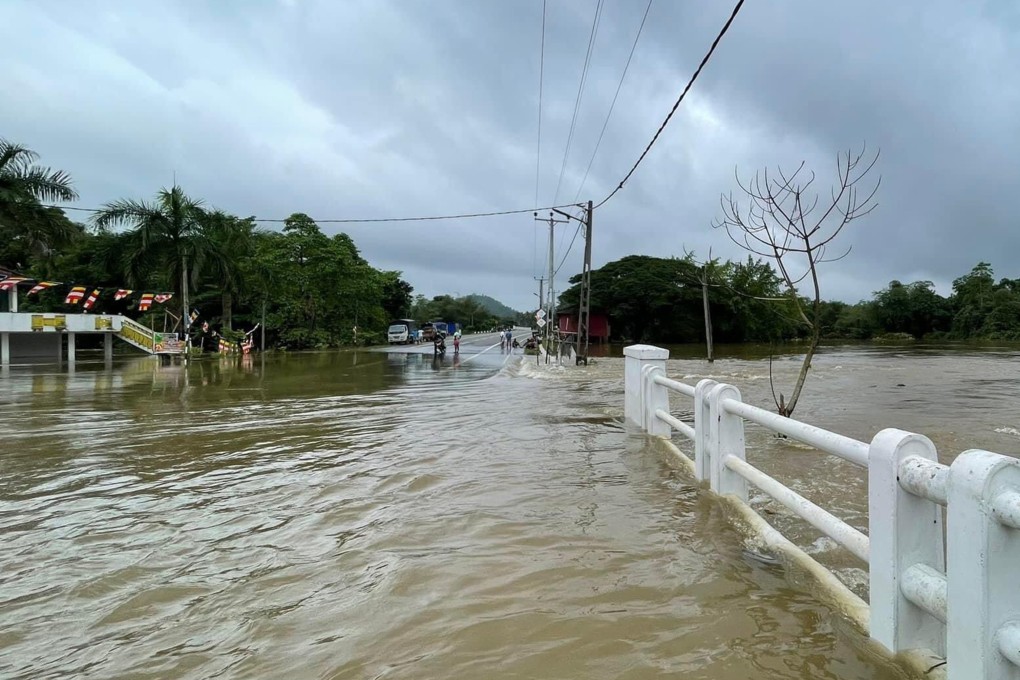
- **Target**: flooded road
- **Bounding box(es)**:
[2,335,1018,679]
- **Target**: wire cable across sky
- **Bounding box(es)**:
[50,202,587,225]
[43,0,744,231]
[572,0,654,204]
[552,0,605,206]
[595,0,746,210]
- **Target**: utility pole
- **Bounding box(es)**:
[576,200,593,365]
[261,298,267,352]
[548,203,593,366]
[534,276,545,323]
[534,211,568,353]
[700,263,714,363]
[181,253,190,363]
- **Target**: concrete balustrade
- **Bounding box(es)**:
[625,344,1020,680]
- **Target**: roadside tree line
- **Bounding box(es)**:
[1,137,414,348]
[559,256,1020,344]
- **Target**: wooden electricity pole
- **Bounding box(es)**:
[700,263,714,363]
[576,200,593,365]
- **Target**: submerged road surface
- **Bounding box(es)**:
[4,343,1008,678]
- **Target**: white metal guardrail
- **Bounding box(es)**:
[624,344,1020,680]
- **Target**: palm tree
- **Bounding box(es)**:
[92,186,211,334]
[203,210,256,329]
[0,138,79,263]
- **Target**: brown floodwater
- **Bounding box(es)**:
[2,333,1017,679]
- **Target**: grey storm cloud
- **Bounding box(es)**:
[2,0,1018,312]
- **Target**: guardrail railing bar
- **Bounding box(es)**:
[990,489,1020,530]
[723,454,870,563]
[901,563,948,624]
[652,373,695,397]
[721,397,870,468]
[997,622,1020,669]
[897,456,950,507]
[654,409,695,441]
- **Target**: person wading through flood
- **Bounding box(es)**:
[453,329,461,354]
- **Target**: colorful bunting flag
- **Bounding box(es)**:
[82,289,101,311]
[138,293,155,311]
[65,287,87,304]
[27,281,59,296]
[0,277,28,291]
[114,289,133,301]
[153,293,173,304]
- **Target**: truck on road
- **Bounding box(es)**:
[387,319,418,345]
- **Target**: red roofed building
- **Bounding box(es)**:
[556,306,610,343]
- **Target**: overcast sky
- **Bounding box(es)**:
[3,0,1019,312]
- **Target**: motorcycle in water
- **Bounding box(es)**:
[433,335,446,358]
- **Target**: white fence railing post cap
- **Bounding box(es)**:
[623,345,669,360]
[867,426,946,656]
[949,448,1020,494]
[946,449,1020,680]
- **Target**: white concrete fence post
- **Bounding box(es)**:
[946,449,1020,680]
[642,364,671,437]
[694,378,717,483]
[707,383,747,501]
[623,345,669,430]
[868,428,946,656]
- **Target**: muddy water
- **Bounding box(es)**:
[2,338,1016,679]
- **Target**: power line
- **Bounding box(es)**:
[48,202,583,224]
[595,0,746,210]
[552,0,605,205]
[554,221,582,276]
[533,0,547,278]
[534,0,546,209]
[572,0,653,203]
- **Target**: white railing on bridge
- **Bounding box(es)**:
[624,344,1020,680]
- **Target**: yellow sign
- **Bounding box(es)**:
[30,315,69,331]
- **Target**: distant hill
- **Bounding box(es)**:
[467,294,519,319]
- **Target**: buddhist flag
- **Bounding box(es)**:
[65,286,87,304]
[114,289,133,301]
[137,293,154,311]
[154,293,173,304]
[189,309,200,322]
[201,321,209,333]
[82,289,101,311]
[0,277,28,291]
[27,281,59,295]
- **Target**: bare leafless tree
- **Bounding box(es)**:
[713,145,880,417]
